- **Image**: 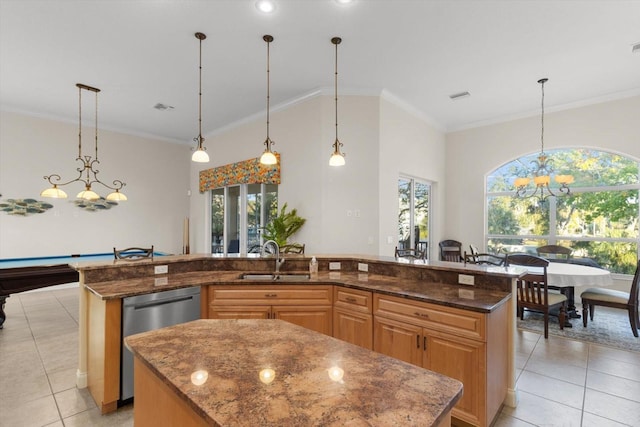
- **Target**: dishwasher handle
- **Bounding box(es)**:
[131,295,195,310]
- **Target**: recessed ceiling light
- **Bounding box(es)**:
[335,0,355,5]
[255,0,276,13]
[449,91,471,100]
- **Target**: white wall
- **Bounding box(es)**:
[191,94,449,257]
[0,111,191,258]
[378,97,446,258]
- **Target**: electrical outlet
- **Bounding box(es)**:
[458,274,475,286]
[154,265,168,275]
[329,262,341,270]
[459,289,475,299]
[154,277,168,286]
[358,263,368,272]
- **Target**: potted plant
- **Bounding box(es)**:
[262,203,306,252]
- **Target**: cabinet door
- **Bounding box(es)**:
[209,305,271,320]
[273,306,332,335]
[373,316,422,366]
[333,306,373,350]
[425,330,485,427]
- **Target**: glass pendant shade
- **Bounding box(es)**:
[40,186,68,199]
[106,190,128,201]
[329,147,346,166]
[76,187,100,201]
[260,149,277,165]
[191,148,210,163]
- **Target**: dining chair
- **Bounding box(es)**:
[395,246,426,260]
[464,251,505,266]
[113,246,154,260]
[506,254,567,339]
[536,244,572,260]
[439,239,463,262]
[580,259,640,337]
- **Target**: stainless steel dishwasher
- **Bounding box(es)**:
[120,286,201,402]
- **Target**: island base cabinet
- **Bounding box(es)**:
[373,294,507,427]
[333,286,373,350]
[333,306,373,350]
[133,357,208,427]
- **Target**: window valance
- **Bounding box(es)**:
[199,154,281,193]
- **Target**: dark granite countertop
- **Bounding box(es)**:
[125,319,463,426]
[85,269,511,313]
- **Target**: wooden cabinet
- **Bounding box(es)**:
[373,294,507,427]
[333,286,373,349]
[207,285,333,335]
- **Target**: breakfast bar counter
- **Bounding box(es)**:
[125,318,463,427]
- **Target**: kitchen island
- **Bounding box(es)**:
[125,318,463,427]
[77,254,519,426]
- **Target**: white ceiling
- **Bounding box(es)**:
[1,0,639,144]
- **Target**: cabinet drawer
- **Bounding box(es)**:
[209,285,333,306]
[334,286,372,314]
[374,294,485,341]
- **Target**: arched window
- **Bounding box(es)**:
[486,148,640,275]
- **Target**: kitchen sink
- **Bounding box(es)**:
[240,273,310,281]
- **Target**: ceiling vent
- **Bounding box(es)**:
[449,91,470,100]
[632,42,640,54]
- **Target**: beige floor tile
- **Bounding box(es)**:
[48,367,78,393]
[516,370,585,409]
[54,387,97,419]
[0,348,45,376]
[0,394,60,426]
[580,411,633,427]
[587,356,640,382]
[493,412,537,426]
[43,421,64,427]
[589,344,640,367]
[63,405,134,427]
[0,368,52,406]
[583,388,640,425]
[501,390,583,427]
[522,357,587,386]
[530,337,589,368]
[586,369,640,403]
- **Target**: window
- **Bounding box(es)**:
[211,184,278,255]
[398,177,431,258]
[487,149,639,274]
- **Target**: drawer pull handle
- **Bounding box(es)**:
[265,293,278,298]
[416,334,420,349]
[345,297,357,303]
[413,311,429,319]
[424,336,427,351]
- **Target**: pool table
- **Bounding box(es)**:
[0,251,166,328]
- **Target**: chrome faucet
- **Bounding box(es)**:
[261,240,285,273]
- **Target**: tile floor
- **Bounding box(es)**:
[1,284,639,427]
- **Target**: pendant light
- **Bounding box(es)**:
[259,35,278,165]
[514,78,573,201]
[41,83,127,201]
[191,32,209,163]
[329,36,346,167]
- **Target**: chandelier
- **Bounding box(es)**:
[191,32,210,163]
[329,36,346,167]
[259,35,278,165]
[514,78,573,201]
[41,83,127,201]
